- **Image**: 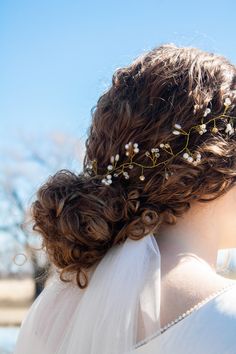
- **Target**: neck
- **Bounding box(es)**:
[153,199,232,292]
[152,195,236,328]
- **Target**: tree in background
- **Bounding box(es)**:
[0,130,85,298]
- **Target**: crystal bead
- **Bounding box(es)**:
[211,127,218,133]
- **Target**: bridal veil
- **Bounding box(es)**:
[14,233,161,354]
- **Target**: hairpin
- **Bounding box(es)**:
[88,98,236,185]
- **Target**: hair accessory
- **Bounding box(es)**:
[89,98,235,185]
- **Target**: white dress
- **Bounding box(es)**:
[133,283,236,354]
[13,233,236,354]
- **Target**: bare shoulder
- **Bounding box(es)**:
[160,279,236,335]
[133,283,236,354]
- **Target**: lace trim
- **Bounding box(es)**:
[134,281,236,350]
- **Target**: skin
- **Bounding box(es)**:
[153,184,236,329]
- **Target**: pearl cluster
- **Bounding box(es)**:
[134,281,236,350]
[89,97,236,186]
[100,142,163,185]
[125,142,139,155]
[173,100,233,137]
[183,151,202,166]
[171,98,235,167]
[101,154,120,185]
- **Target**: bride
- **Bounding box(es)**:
[14,43,236,354]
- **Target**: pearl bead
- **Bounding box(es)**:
[160,282,236,335]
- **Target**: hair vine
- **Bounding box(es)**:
[89,97,235,185]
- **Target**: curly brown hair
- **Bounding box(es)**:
[31,43,236,289]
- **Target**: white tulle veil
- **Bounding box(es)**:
[14,233,161,354]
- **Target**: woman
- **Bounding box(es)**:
[14,43,236,354]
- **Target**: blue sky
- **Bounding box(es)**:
[1,0,236,268]
[1,0,236,149]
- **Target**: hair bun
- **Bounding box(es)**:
[31,170,112,287]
